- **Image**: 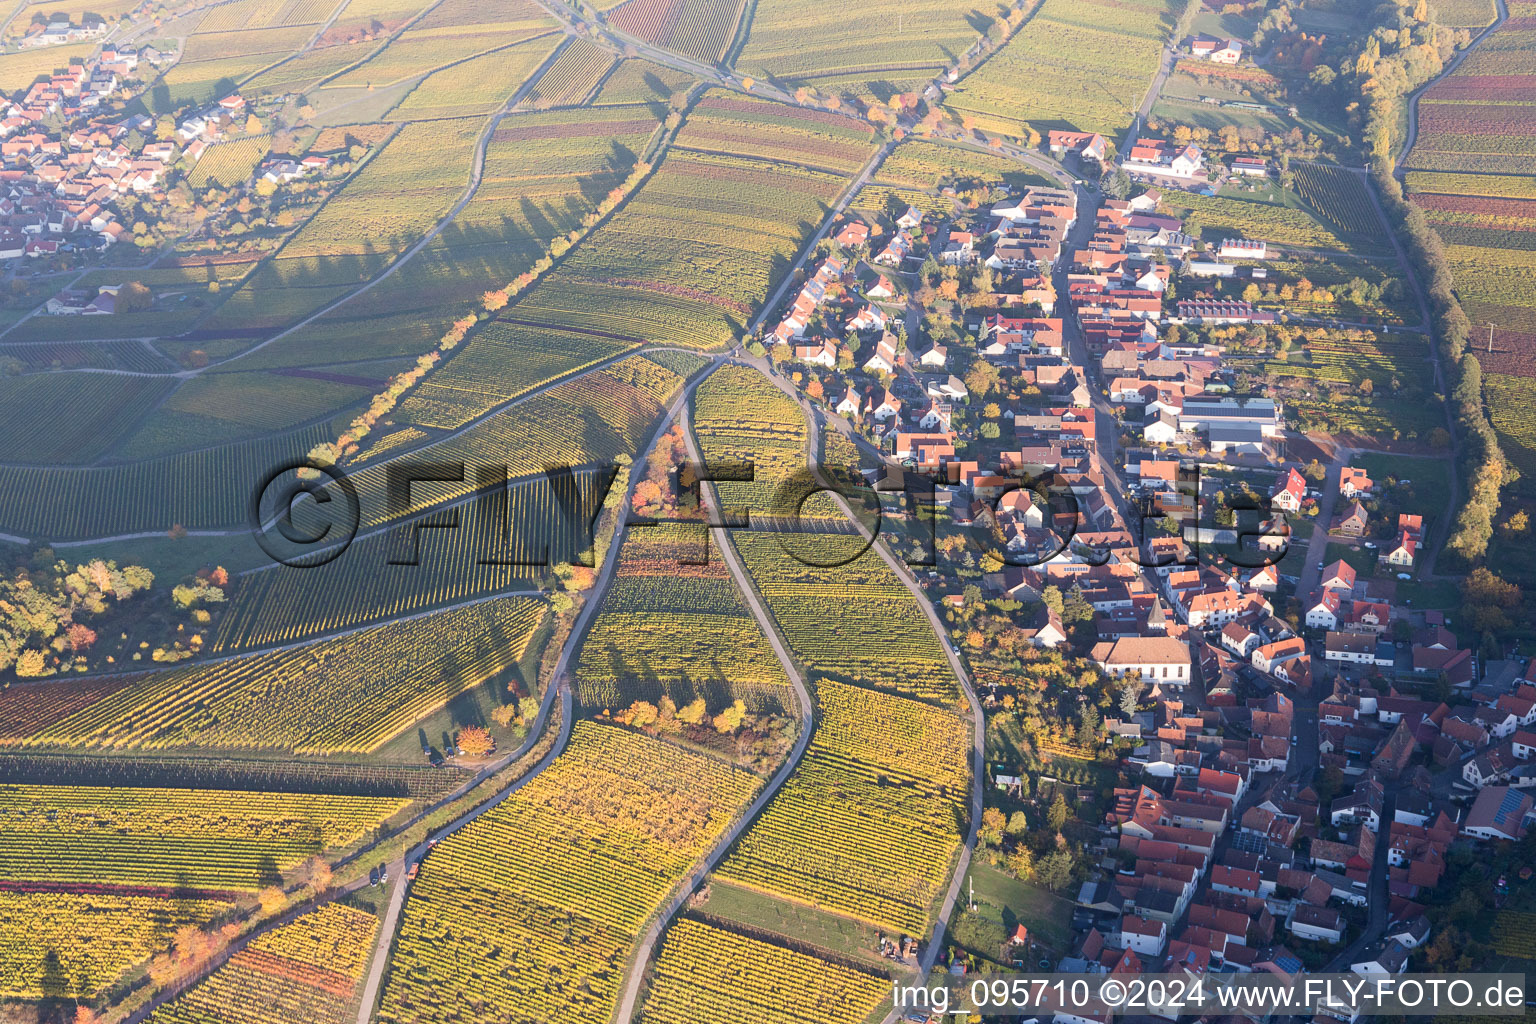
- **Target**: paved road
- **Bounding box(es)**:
[1395,0,1509,175]
[611,395,817,1024]
[1292,446,1351,601]
[736,358,986,997]
[1121,44,1176,154]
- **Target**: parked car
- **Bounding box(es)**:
[369,865,380,886]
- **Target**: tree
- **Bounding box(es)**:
[458,725,494,757]
[1242,283,1262,303]
[1005,845,1034,880]
[1041,586,1064,616]
[677,698,709,726]
[1046,794,1069,832]
[117,281,153,313]
[302,856,332,894]
[257,886,286,916]
[713,699,747,733]
[1006,811,1030,837]
[979,807,1006,848]
[1117,677,1140,718]
[1103,168,1131,199]
[1035,849,1074,891]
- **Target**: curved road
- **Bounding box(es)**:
[737,355,987,996]
[1394,0,1509,175]
[611,390,816,1024]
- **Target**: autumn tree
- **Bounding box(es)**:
[1046,793,1069,832]
[978,807,1006,848]
[458,725,494,757]
[677,698,709,726]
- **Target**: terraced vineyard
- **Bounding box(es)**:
[6,598,545,754]
[576,522,791,710]
[0,785,409,890]
[376,721,760,1024]
[149,904,379,1024]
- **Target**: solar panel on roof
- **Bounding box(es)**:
[1494,788,1525,824]
[1277,955,1302,973]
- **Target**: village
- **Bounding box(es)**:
[754,101,1533,1011]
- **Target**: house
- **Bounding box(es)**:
[1231,156,1268,177]
[1270,468,1305,513]
[1339,466,1373,498]
[1047,130,1108,163]
[834,389,864,418]
[1123,139,1204,179]
[1325,631,1378,664]
[834,220,869,247]
[1116,914,1168,956]
[1350,940,1410,976]
[1288,904,1344,944]
[1091,636,1191,685]
[1320,560,1357,593]
[862,334,899,374]
[847,304,887,335]
[1461,786,1533,841]
[1382,531,1417,568]
[1190,35,1243,63]
[917,343,948,368]
[866,274,896,299]
[1176,300,1277,325]
[869,388,901,421]
[793,339,837,367]
[1333,501,1369,537]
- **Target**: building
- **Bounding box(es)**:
[1091,636,1191,685]
[1288,904,1344,944]
[1231,156,1267,176]
[1461,786,1533,841]
[1176,300,1276,325]
[1339,466,1373,498]
[1218,238,1268,260]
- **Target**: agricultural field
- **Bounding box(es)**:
[576,522,791,710]
[160,28,317,105]
[0,784,409,890]
[728,530,959,702]
[324,0,557,88]
[519,37,615,109]
[1484,374,1536,481]
[1290,163,1385,241]
[878,138,1056,192]
[506,141,850,348]
[675,93,877,175]
[0,423,331,540]
[945,0,1177,138]
[608,0,746,64]
[187,135,273,188]
[641,917,890,1024]
[691,363,845,522]
[589,57,696,107]
[391,34,559,118]
[718,678,970,932]
[1263,329,1441,442]
[731,0,982,96]
[1493,910,1536,958]
[0,890,232,1000]
[149,904,379,1024]
[0,374,174,465]
[235,104,660,374]
[1163,187,1363,252]
[375,721,760,1024]
[0,43,94,91]
[1407,16,1536,173]
[5,597,545,755]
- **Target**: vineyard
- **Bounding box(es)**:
[1493,910,1536,958]
[691,364,830,520]
[10,598,545,755]
[0,423,331,540]
[520,38,615,108]
[392,35,561,118]
[731,0,980,94]
[945,0,1176,137]
[673,93,878,176]
[1290,164,1382,240]
[188,136,273,188]
[1164,189,1360,252]
[504,140,847,348]
[576,522,792,709]
[0,890,231,999]
[0,785,409,890]
[729,530,959,702]
[376,722,760,1024]
[608,0,744,63]
[1485,374,1536,480]
[0,374,174,466]
[1263,330,1440,441]
[241,105,660,375]
[150,904,378,1024]
[878,138,1054,192]
[719,679,970,932]
[327,0,557,88]
[642,917,889,1023]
